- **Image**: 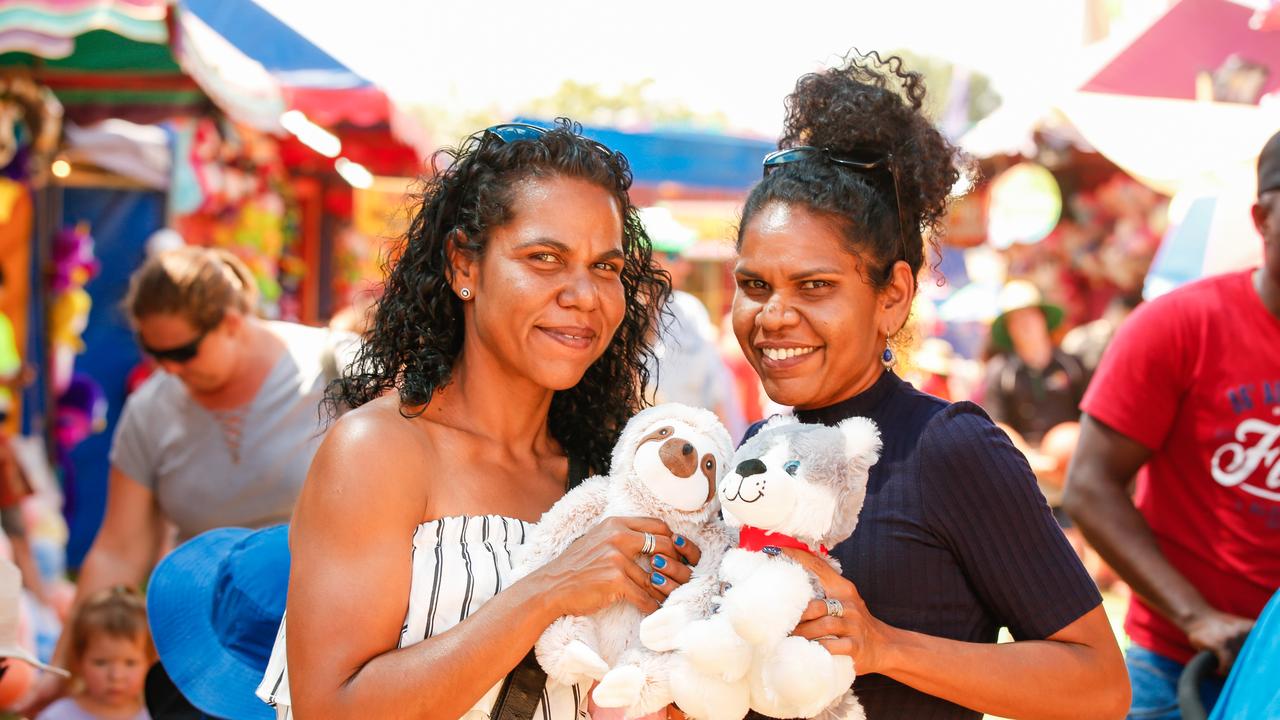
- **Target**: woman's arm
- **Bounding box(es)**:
[18,468,165,714]
[286,411,691,719]
[785,549,1129,720]
[71,468,168,594]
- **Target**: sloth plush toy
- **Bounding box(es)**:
[513,403,735,717]
[640,414,881,720]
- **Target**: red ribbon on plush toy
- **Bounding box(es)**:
[738,525,828,556]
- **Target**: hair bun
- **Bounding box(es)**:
[780,50,964,246]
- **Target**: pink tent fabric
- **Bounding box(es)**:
[1081,0,1280,102]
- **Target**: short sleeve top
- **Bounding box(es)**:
[35,697,150,720]
[109,322,349,541]
[1081,270,1280,662]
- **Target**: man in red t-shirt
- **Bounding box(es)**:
[1066,129,1280,719]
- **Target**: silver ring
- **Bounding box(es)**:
[824,598,844,618]
[640,532,656,556]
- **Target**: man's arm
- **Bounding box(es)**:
[1063,414,1253,670]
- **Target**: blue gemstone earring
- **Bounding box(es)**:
[881,344,896,370]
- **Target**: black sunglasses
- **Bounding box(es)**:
[479,122,616,158]
[481,123,550,144]
[140,327,209,364]
[762,145,909,263]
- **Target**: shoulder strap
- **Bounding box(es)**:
[490,650,548,720]
[493,455,588,720]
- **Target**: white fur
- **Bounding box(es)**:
[513,403,735,718]
[660,415,881,720]
[668,654,750,720]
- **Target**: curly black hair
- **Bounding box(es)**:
[739,50,968,290]
[329,119,671,474]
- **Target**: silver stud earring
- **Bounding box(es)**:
[881,343,896,370]
[459,287,471,299]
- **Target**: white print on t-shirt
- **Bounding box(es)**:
[1211,408,1280,501]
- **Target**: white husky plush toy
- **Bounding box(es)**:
[640,414,881,720]
[512,403,735,717]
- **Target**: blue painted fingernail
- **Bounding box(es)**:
[651,572,666,586]
[762,545,781,556]
[653,555,667,570]
[674,535,686,547]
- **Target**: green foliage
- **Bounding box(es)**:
[520,78,728,129]
[406,104,506,152]
[889,49,1002,131]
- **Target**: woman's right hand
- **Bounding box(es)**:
[531,516,700,619]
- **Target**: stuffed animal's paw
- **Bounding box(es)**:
[813,689,866,720]
[669,655,751,720]
[549,639,610,686]
[722,563,811,644]
[679,614,751,681]
[591,664,645,708]
[761,636,853,718]
[640,605,688,652]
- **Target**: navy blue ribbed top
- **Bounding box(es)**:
[747,370,1101,720]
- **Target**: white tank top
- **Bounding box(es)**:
[256,515,588,719]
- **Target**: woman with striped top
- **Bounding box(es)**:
[257,120,697,719]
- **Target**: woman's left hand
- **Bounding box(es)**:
[781,547,894,676]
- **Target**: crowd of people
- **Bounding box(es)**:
[0,51,1273,720]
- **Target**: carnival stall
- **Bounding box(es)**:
[1059,0,1280,297]
[0,0,427,565]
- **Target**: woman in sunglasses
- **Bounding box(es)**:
[259,120,693,720]
[23,246,353,714]
[733,54,1129,719]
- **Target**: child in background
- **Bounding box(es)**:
[36,588,151,720]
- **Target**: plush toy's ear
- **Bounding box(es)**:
[759,413,798,434]
[837,416,882,474]
[814,417,884,549]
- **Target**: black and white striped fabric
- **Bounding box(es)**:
[256,515,587,719]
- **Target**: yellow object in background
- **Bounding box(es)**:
[48,288,91,354]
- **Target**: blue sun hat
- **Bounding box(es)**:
[147,525,290,720]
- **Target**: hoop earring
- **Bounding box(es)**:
[459,287,471,300]
[881,343,896,370]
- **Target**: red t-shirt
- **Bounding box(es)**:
[1082,270,1280,663]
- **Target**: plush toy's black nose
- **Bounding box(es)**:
[736,459,766,477]
[681,442,693,455]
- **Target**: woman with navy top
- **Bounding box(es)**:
[258,121,698,719]
[733,54,1129,720]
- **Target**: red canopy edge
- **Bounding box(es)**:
[1081,0,1280,101]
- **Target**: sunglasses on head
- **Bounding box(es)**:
[140,327,209,364]
[478,123,616,158]
[762,145,910,263]
[481,123,550,144]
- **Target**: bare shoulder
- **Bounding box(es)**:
[285,394,434,702]
[323,394,430,457]
[294,394,433,536]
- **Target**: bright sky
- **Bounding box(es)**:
[252,0,1169,138]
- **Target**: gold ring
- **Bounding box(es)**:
[825,598,844,618]
[641,532,656,556]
